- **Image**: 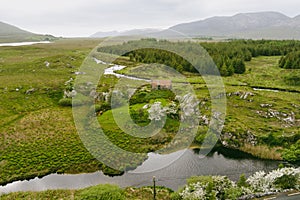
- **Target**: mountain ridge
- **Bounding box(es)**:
[90,28,162,38]
[167,11,300,39]
[89,11,300,39]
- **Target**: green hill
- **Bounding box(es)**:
[0,21,55,43]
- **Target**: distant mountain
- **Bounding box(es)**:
[166,11,300,39]
[90,28,162,38]
[90,31,119,38]
[285,15,300,27]
[0,21,55,43]
[89,12,300,40]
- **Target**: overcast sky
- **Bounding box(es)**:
[1,0,300,37]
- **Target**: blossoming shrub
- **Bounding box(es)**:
[247,167,300,193]
[179,176,235,200]
[175,167,300,200]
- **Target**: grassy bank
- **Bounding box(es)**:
[0,185,173,200]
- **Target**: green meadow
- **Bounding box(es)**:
[0,39,299,188]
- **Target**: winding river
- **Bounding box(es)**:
[94,57,151,82]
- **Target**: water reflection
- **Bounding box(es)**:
[0,41,51,47]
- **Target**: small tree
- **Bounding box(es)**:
[232,58,246,74]
[220,63,228,76]
[227,64,235,76]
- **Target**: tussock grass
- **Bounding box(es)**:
[241,144,282,160]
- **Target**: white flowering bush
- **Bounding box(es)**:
[146,93,200,123]
[246,171,269,192]
[180,182,207,200]
[165,101,178,115]
[147,102,166,121]
[179,176,235,200]
[247,167,300,193]
[212,176,235,196]
[175,167,300,200]
[147,101,179,121]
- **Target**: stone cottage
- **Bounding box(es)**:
[151,80,172,90]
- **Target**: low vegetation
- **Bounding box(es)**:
[0,184,173,200]
[174,167,300,200]
[97,43,300,162]
[0,38,299,189]
[279,50,300,69]
[0,39,105,185]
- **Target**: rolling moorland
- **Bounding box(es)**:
[0,38,299,199]
[95,39,300,162]
[0,14,300,199]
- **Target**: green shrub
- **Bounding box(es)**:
[130,89,176,105]
[195,131,218,146]
[58,98,72,106]
[58,98,82,107]
[259,133,283,146]
[232,58,246,74]
[278,163,285,169]
[170,192,183,200]
[94,103,111,113]
[274,174,298,189]
[282,141,300,162]
[279,51,300,69]
[237,174,249,188]
[224,187,244,200]
[76,184,125,200]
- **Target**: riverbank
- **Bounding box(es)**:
[1,167,299,200]
[0,184,173,200]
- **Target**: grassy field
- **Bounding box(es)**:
[0,39,105,185]
[0,39,299,188]
[223,56,300,91]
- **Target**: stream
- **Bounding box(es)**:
[94,57,150,82]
